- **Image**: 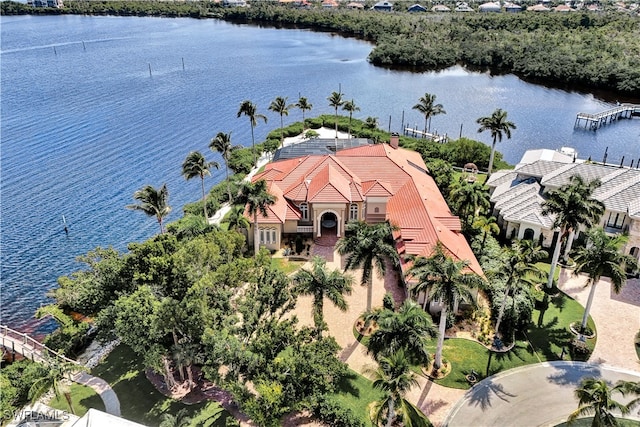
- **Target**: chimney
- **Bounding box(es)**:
[390,132,399,149]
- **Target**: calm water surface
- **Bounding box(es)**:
[1,15,639,330]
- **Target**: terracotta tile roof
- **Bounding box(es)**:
[248,143,483,276]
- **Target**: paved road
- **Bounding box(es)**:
[443,362,640,427]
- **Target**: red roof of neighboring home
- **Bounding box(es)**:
[249,143,482,275]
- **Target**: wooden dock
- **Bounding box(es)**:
[575,103,640,130]
[403,126,449,143]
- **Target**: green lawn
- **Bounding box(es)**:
[91,345,234,426]
[271,257,307,275]
[327,369,383,426]
[424,291,596,390]
[48,383,105,417]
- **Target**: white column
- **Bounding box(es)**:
[316,213,321,237]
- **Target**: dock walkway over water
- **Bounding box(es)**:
[1,324,121,416]
[403,126,449,143]
[575,103,640,130]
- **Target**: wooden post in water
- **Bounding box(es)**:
[401,110,404,132]
[182,57,185,71]
[388,115,391,133]
[459,123,463,139]
[148,63,152,77]
[82,41,86,51]
[53,46,57,55]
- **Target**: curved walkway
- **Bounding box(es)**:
[443,362,640,427]
[71,371,121,416]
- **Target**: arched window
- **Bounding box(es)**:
[374,207,380,213]
[300,203,308,221]
[523,228,535,240]
[349,203,358,221]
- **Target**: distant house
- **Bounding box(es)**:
[28,0,63,7]
[554,4,573,11]
[223,0,247,6]
[408,3,428,12]
[487,149,640,274]
[527,3,550,11]
[347,2,365,8]
[373,1,393,11]
[322,0,339,8]
[455,2,475,11]
[479,2,501,12]
[504,2,522,12]
[432,4,452,11]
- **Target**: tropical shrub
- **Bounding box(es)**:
[312,399,364,427]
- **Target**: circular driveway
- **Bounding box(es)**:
[443,362,640,427]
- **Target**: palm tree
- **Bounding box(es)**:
[295,96,313,129]
[237,100,267,165]
[476,108,516,175]
[182,151,218,219]
[412,92,446,134]
[449,180,491,228]
[222,205,250,231]
[369,350,432,427]
[342,99,360,139]
[493,241,547,336]
[292,256,353,337]
[160,408,193,427]
[29,356,80,415]
[209,131,234,202]
[573,228,637,332]
[541,175,605,288]
[406,243,484,369]
[365,116,379,130]
[268,96,294,146]
[327,91,345,139]
[126,184,171,234]
[336,221,400,311]
[366,299,436,366]
[236,179,276,257]
[568,377,636,427]
[472,215,499,247]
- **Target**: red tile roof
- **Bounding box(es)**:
[250,143,482,275]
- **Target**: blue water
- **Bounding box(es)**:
[1,15,639,330]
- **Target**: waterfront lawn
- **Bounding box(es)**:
[49,383,104,417]
[91,345,233,426]
[327,369,383,425]
[427,291,596,390]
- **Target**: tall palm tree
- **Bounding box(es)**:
[568,377,636,427]
[236,179,276,257]
[476,108,516,175]
[406,243,484,369]
[268,96,294,146]
[327,91,345,139]
[292,256,353,337]
[237,100,267,165]
[369,350,432,427]
[209,131,234,202]
[222,205,250,231]
[493,240,547,336]
[336,221,399,311]
[412,92,446,135]
[541,175,605,288]
[295,96,313,129]
[342,98,360,139]
[573,228,637,331]
[182,151,218,219]
[126,184,171,234]
[449,180,490,228]
[366,299,436,366]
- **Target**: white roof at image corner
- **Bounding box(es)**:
[516,148,577,167]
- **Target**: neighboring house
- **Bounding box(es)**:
[322,0,339,8]
[244,134,483,278]
[527,4,551,11]
[223,0,247,6]
[432,4,452,11]
[504,2,522,12]
[455,2,475,11]
[347,2,365,9]
[372,1,393,11]
[488,149,640,272]
[479,1,501,12]
[408,3,428,12]
[28,0,63,7]
[554,4,574,11]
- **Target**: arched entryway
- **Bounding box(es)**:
[315,209,342,238]
[523,228,535,240]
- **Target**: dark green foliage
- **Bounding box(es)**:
[569,338,593,360]
[382,292,395,311]
[312,398,365,427]
[227,147,256,175]
[0,361,49,421]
